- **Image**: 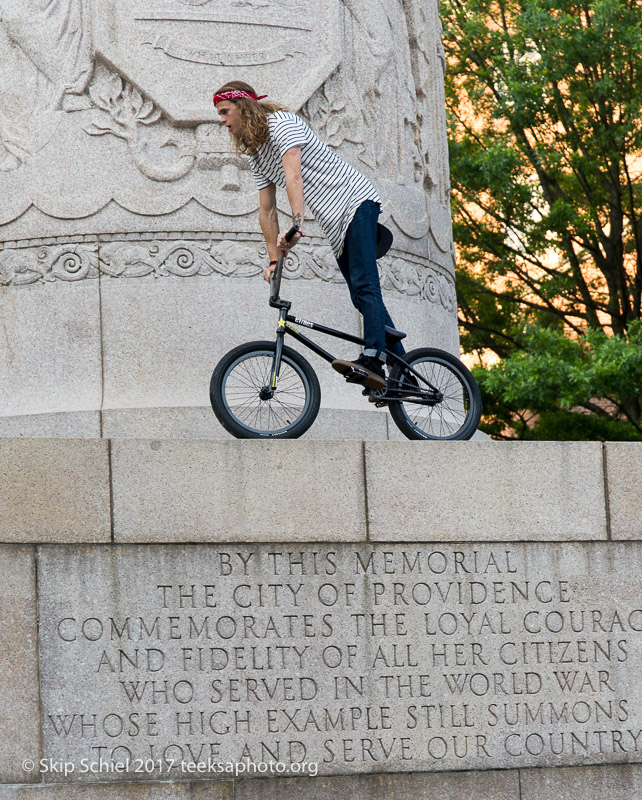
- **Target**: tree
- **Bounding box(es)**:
[441,0,642,438]
[476,321,642,438]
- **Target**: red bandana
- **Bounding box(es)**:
[213,90,268,105]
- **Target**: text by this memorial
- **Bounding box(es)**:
[38,544,642,779]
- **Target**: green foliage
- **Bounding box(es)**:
[473,322,642,439]
[443,0,642,437]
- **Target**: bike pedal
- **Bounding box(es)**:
[345,367,368,384]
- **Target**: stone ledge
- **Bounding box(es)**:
[0,783,232,799]
[606,442,642,540]
[365,441,608,542]
[111,440,367,543]
[234,769,519,799]
[1,439,641,544]
[520,764,642,799]
[0,772,517,800]
[0,439,110,543]
[3,766,641,798]
[102,407,389,441]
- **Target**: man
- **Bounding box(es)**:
[213,80,405,391]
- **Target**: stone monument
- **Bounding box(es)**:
[0,0,458,439]
[3,4,642,800]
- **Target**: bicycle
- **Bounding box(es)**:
[210,226,482,440]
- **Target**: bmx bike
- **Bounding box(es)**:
[210,226,482,440]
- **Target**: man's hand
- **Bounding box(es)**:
[277,228,302,253]
[262,263,276,283]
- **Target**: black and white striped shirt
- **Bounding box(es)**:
[248,111,381,257]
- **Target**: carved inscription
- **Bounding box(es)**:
[37,544,642,779]
[146,33,300,66]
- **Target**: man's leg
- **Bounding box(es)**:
[339,201,405,360]
[341,201,387,360]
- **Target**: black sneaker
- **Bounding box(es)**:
[332,354,386,390]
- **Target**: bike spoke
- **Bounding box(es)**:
[223,351,309,434]
[399,357,472,438]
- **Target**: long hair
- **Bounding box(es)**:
[214,80,288,155]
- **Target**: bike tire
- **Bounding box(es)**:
[388,348,482,440]
[210,341,321,439]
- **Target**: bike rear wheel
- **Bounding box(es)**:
[388,348,482,440]
[210,341,321,439]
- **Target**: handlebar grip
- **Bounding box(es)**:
[284,225,300,242]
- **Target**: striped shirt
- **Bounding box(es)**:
[248,111,381,257]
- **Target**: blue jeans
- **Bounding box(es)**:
[336,200,405,361]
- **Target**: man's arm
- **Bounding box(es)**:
[258,183,279,263]
[279,147,304,251]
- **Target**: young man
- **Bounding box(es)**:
[213,80,405,390]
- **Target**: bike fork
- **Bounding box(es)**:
[270,308,288,391]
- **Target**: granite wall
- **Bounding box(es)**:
[1,439,642,798]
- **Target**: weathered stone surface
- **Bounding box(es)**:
[0,283,102,423]
[0,411,100,439]
[99,275,382,439]
[187,784,235,800]
[235,770,519,800]
[0,783,232,799]
[365,441,607,541]
[241,771,516,799]
[606,443,642,540]
[37,542,642,780]
[0,439,110,543]
[0,547,40,783]
[111,440,366,542]
[101,407,389,440]
[100,277,272,415]
[521,764,642,800]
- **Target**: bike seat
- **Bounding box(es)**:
[385,325,407,342]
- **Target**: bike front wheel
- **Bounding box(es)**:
[388,348,482,440]
[210,341,321,439]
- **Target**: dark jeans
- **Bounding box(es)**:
[336,200,405,361]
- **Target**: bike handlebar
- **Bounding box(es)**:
[269,225,299,305]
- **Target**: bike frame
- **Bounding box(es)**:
[268,250,442,402]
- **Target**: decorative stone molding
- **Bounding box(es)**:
[0,237,457,313]
[0,243,99,285]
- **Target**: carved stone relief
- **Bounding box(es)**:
[0,0,92,171]
[0,0,456,285]
[299,0,452,248]
[84,65,196,183]
[92,0,342,123]
[0,237,457,314]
